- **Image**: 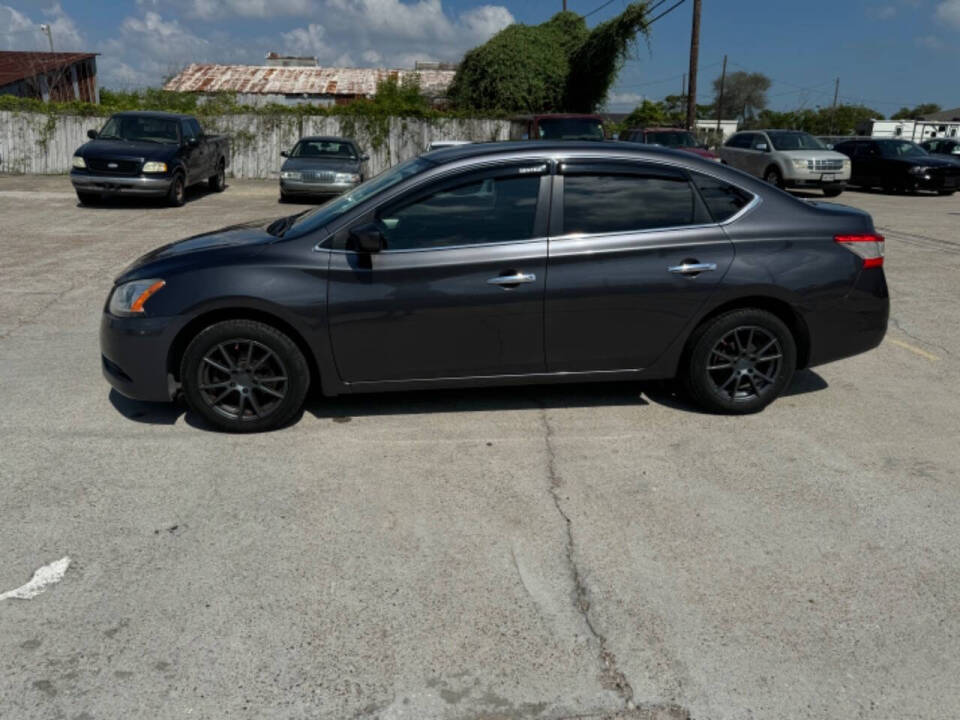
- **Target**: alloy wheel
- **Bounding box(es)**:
[705,325,783,401]
[197,339,289,421]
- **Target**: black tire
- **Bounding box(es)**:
[681,309,797,414]
[76,190,100,205]
[167,172,186,207]
[180,319,310,433]
[208,161,225,192]
[763,166,784,188]
[938,189,956,196]
[822,186,843,198]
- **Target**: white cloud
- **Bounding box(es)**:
[867,4,897,19]
[915,34,944,49]
[188,0,315,18]
[0,3,84,51]
[281,0,513,67]
[936,0,960,27]
[607,92,644,107]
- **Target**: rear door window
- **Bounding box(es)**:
[561,167,701,235]
[690,173,755,223]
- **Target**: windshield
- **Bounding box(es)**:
[98,116,180,144]
[538,118,604,140]
[878,140,928,158]
[291,139,357,159]
[284,156,435,237]
[645,131,698,148]
[767,131,826,151]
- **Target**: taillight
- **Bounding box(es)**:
[835,234,884,268]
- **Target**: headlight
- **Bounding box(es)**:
[842,157,851,168]
[142,161,167,173]
[908,166,930,176]
[791,158,811,170]
[334,172,361,183]
[72,155,86,169]
[109,279,166,316]
[280,171,302,180]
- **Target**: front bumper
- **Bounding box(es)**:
[784,169,850,189]
[280,178,356,196]
[100,312,182,402]
[72,171,171,196]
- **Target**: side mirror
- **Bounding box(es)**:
[755,143,769,152]
[280,150,289,157]
[348,223,385,253]
[186,137,199,148]
[87,129,98,139]
[361,154,370,161]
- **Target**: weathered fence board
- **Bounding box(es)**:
[0,112,519,179]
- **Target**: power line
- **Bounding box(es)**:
[582,0,616,18]
[647,0,687,26]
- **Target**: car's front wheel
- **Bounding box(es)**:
[682,309,797,414]
[763,166,784,188]
[167,173,186,207]
[180,319,310,432]
[822,185,843,198]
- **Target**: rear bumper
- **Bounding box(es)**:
[805,267,889,368]
[72,171,171,196]
[100,312,181,402]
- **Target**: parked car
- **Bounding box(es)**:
[833,138,960,195]
[817,135,856,150]
[428,141,473,151]
[279,136,367,201]
[71,111,229,206]
[511,114,606,141]
[620,127,720,161]
[101,141,888,432]
[920,137,960,161]
[718,130,850,197]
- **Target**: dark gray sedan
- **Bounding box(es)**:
[279,136,367,201]
[101,141,888,432]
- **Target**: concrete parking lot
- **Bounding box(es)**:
[1,175,958,720]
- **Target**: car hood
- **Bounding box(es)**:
[281,156,360,173]
[117,219,278,282]
[901,154,960,168]
[78,139,176,159]
[779,150,849,161]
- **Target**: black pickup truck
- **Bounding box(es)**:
[70,111,230,206]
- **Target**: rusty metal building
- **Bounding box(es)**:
[0,51,99,103]
[163,62,456,107]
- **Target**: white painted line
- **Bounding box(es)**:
[888,338,939,362]
[0,557,71,601]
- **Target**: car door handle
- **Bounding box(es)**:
[668,262,717,276]
[487,272,536,287]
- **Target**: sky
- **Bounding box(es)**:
[1,0,957,116]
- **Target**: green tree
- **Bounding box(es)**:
[449,3,649,113]
[891,103,941,120]
[623,99,665,127]
[712,71,771,122]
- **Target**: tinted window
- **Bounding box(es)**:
[378,175,540,250]
[726,133,752,149]
[647,130,698,148]
[767,131,825,151]
[691,173,754,222]
[538,118,605,140]
[292,139,357,158]
[878,140,927,158]
[751,134,769,150]
[99,115,180,144]
[182,120,197,142]
[563,173,696,235]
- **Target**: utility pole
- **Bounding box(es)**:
[39,23,54,52]
[829,77,840,134]
[563,0,567,10]
[685,0,702,130]
[715,54,727,135]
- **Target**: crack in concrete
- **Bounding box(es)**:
[539,405,636,709]
[889,316,953,358]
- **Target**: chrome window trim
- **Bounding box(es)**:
[322,236,546,255]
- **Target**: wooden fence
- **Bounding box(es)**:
[0,112,519,178]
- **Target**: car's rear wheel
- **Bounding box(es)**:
[167,173,186,206]
[682,309,797,414]
[763,166,783,188]
[208,161,225,192]
[180,319,310,433]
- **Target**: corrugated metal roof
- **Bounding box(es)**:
[0,51,97,88]
[164,63,455,97]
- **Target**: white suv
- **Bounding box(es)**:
[718,130,851,197]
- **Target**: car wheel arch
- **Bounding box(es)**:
[687,294,811,370]
[167,305,323,392]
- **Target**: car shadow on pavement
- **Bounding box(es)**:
[75,183,227,209]
[109,369,828,429]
